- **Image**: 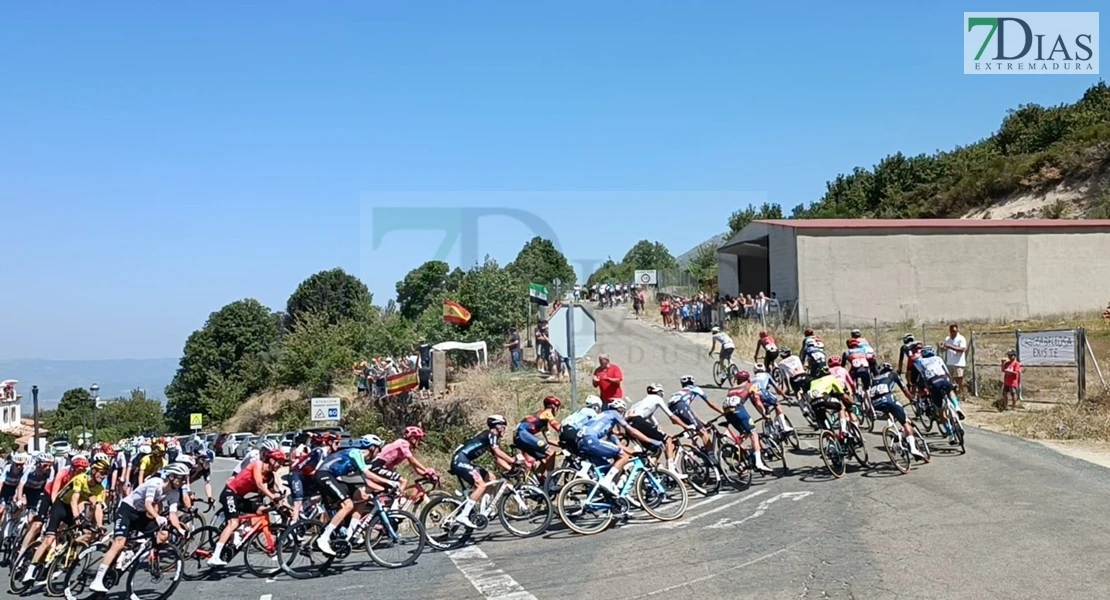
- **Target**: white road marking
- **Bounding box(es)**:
[705,491,812,529]
[662,489,767,529]
[445,545,538,600]
[630,539,811,598]
[260,595,272,600]
[688,492,732,510]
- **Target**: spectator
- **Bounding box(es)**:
[768,292,780,314]
[417,342,433,399]
[592,353,624,405]
[660,297,672,328]
[535,319,551,374]
[354,361,369,397]
[1103,301,1110,320]
[1000,350,1022,411]
[943,324,968,396]
[505,326,522,372]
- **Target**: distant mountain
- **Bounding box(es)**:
[676,232,730,267]
[0,358,178,409]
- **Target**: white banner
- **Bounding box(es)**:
[634,270,657,285]
[1018,329,1077,366]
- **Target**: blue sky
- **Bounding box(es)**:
[0,2,1102,360]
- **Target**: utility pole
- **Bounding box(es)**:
[32,386,40,452]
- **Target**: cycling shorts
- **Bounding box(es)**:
[626,416,667,443]
[927,377,953,408]
[789,374,811,393]
[113,503,159,540]
[558,426,582,453]
[44,500,73,536]
[851,369,873,390]
[448,455,488,489]
[313,471,352,504]
[759,390,779,406]
[872,396,906,425]
[670,401,704,429]
[762,349,780,369]
[577,436,622,462]
[512,426,550,461]
[0,485,15,503]
[287,471,321,502]
[718,347,735,363]
[24,490,50,520]
[724,406,754,434]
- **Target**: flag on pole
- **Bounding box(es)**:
[386,370,419,395]
[529,283,549,306]
[443,300,472,325]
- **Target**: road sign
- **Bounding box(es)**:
[311,397,342,422]
[634,270,657,285]
[189,413,203,430]
[548,305,596,360]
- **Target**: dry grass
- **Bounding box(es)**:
[968,392,1110,442]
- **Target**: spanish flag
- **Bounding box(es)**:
[443,299,472,325]
[386,370,419,395]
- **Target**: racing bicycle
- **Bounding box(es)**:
[878,402,931,474]
[419,466,552,551]
[710,352,741,388]
[555,452,687,535]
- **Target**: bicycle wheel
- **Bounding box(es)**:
[950,411,966,454]
[183,509,207,529]
[761,434,788,475]
[635,468,688,522]
[543,467,582,498]
[277,519,334,580]
[9,541,40,595]
[419,495,473,551]
[61,543,102,599]
[712,361,725,387]
[497,485,552,538]
[718,443,752,491]
[918,403,935,433]
[781,415,800,450]
[846,422,870,469]
[243,524,287,578]
[819,430,847,478]
[364,509,425,569]
[727,364,740,386]
[180,525,219,581]
[125,542,183,600]
[882,426,910,474]
[555,478,613,536]
[861,397,877,433]
[679,447,720,496]
[46,541,87,597]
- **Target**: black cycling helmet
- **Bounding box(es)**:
[902,333,915,344]
[816,365,831,378]
[779,347,792,357]
[850,329,861,337]
[679,375,695,387]
[879,362,893,373]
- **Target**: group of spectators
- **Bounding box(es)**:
[658,292,716,332]
[505,303,570,380]
[353,343,435,400]
[721,291,780,322]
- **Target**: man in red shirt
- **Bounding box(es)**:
[1001,350,1022,411]
[592,354,624,406]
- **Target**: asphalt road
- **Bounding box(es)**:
[9,307,1110,600]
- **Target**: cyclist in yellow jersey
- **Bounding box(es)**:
[22,460,110,583]
[807,366,851,432]
[138,442,167,486]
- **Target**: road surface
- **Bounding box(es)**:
[10,307,1110,599]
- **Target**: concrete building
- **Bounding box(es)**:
[717,219,1110,324]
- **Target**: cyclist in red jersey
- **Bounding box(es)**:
[753,331,779,371]
[207,448,285,567]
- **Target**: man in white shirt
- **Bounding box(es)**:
[943,323,968,396]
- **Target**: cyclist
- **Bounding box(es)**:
[897,334,917,384]
[513,396,563,481]
[776,348,810,398]
[290,432,312,464]
[843,338,874,391]
[751,364,795,434]
[753,330,779,371]
[802,336,829,379]
[288,433,341,523]
[914,346,962,446]
[905,341,926,398]
[722,372,773,473]
[207,447,287,566]
[89,461,191,593]
[0,451,29,522]
[801,328,817,351]
[577,399,663,496]
[136,441,166,486]
[827,357,860,425]
[627,384,694,474]
[847,329,878,374]
[869,363,927,460]
[708,326,736,374]
[109,444,130,495]
[232,439,280,476]
[371,427,438,503]
[185,444,215,502]
[15,453,55,557]
[449,416,517,530]
[559,395,603,453]
[48,454,86,505]
[807,365,852,434]
[23,458,109,584]
[667,376,723,453]
[312,435,396,556]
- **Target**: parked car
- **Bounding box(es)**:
[279,438,293,455]
[50,440,72,455]
[223,432,252,457]
[235,435,259,460]
[213,433,231,455]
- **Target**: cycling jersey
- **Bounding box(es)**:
[724,382,760,410]
[830,366,855,393]
[579,409,631,439]
[915,356,950,382]
[1,464,25,488]
[47,467,74,497]
[869,371,907,401]
[627,395,675,423]
[845,348,871,371]
[453,431,500,462]
[778,355,806,378]
[375,439,413,471]
[317,448,371,478]
[112,452,129,473]
[138,455,166,480]
[292,446,329,476]
[804,345,828,367]
[19,467,54,493]
[520,408,557,435]
[712,332,735,350]
[758,334,777,353]
[561,407,598,430]
[854,338,876,356]
[809,374,849,399]
[123,477,181,513]
[674,385,708,405]
[752,372,778,402]
[225,461,273,496]
[58,473,107,505]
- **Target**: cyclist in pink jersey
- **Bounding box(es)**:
[827,356,860,426]
[368,427,437,498]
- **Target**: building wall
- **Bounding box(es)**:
[796,229,1110,323]
[768,225,798,301]
[718,253,739,298]
[737,255,769,296]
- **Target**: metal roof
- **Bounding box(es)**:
[754,218,1110,229]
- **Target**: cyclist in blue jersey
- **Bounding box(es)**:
[751,364,795,434]
[667,375,724,452]
[450,415,518,529]
[14,454,55,557]
[869,363,927,460]
[576,399,662,496]
[0,452,29,521]
[313,434,394,556]
[558,395,603,454]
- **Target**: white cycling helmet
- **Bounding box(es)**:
[175,455,196,468]
[584,395,603,410]
[360,434,385,448]
[646,383,664,396]
[10,452,28,465]
[260,440,280,452]
[139,444,152,455]
[753,363,766,373]
[608,398,628,412]
[36,453,55,465]
[163,463,190,478]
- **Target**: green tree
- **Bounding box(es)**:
[97,389,166,441]
[395,260,451,321]
[506,237,576,294]
[727,202,785,237]
[284,268,372,331]
[686,241,719,294]
[165,298,281,431]
[46,387,95,435]
[622,241,677,271]
[585,258,633,287]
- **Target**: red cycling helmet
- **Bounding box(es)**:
[403,426,426,441]
[265,449,287,463]
[543,395,561,410]
[758,331,769,338]
[804,329,814,337]
[828,356,842,367]
[71,456,90,470]
[734,370,751,383]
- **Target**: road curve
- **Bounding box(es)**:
[12,307,1110,600]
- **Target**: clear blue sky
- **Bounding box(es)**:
[1,2,1102,360]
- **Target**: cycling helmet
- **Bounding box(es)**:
[679,375,695,387]
[264,448,287,463]
[260,440,280,453]
[163,463,190,478]
[828,356,842,367]
[543,395,562,410]
[646,383,664,395]
[816,365,831,378]
[921,346,936,358]
[403,426,426,441]
[359,434,385,448]
[71,456,90,470]
[10,452,27,465]
[584,395,603,410]
[911,341,924,351]
[711,326,721,334]
[608,398,628,412]
[846,338,860,348]
[152,442,166,454]
[850,329,861,337]
[753,363,766,373]
[487,414,507,428]
[92,452,108,463]
[139,444,152,455]
[759,330,768,338]
[804,329,814,337]
[37,453,55,465]
[879,362,893,373]
[903,333,915,344]
[91,460,112,473]
[780,348,792,358]
[175,454,196,468]
[734,370,751,383]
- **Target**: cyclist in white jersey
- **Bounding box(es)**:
[708,326,736,372]
[627,384,694,473]
[751,364,795,433]
[776,348,810,396]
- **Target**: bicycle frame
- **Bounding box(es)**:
[576,456,659,511]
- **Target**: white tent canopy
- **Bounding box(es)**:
[432,341,489,365]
